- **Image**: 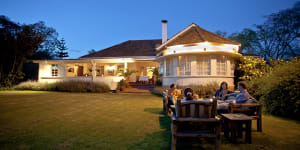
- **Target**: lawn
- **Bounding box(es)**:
[0,91,299,150]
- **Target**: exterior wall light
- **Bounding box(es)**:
[204,48,206,51]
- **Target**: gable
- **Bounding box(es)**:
[156,23,240,51]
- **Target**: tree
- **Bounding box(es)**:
[229,28,260,54]
[215,30,227,37]
[0,15,58,87]
[88,49,96,54]
[28,21,59,60]
[56,38,69,59]
[255,2,300,59]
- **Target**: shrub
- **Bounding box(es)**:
[117,79,129,91]
[177,82,219,98]
[14,80,110,93]
[14,81,56,91]
[247,57,300,119]
[152,86,167,96]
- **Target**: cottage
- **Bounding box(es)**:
[34,20,241,89]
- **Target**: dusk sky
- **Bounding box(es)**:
[1,0,298,58]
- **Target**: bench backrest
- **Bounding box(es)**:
[176,99,217,118]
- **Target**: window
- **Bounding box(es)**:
[166,57,173,76]
[196,56,211,75]
[51,64,58,77]
[178,56,191,76]
[107,65,115,76]
[159,61,164,74]
[217,56,227,75]
[96,65,104,76]
[117,65,124,76]
[146,67,155,77]
[230,59,235,76]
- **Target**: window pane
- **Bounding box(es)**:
[217,56,227,75]
[51,64,58,76]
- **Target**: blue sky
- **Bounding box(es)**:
[0,0,298,58]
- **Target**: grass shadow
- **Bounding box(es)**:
[127,108,171,149]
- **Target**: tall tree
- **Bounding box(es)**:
[56,38,69,59]
[229,28,260,54]
[0,15,58,87]
[255,2,300,59]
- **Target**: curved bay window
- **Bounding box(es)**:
[178,56,191,76]
[196,56,211,75]
[217,56,227,75]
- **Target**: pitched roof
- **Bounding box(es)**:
[157,23,240,51]
[80,40,161,58]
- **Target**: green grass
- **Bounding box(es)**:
[0,91,299,150]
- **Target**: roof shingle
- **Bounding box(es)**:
[80,40,161,58]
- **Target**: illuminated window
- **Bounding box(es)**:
[146,67,155,78]
[217,56,227,75]
[196,56,211,75]
[159,61,164,74]
[117,65,124,76]
[51,64,58,77]
[107,65,115,76]
[230,59,235,76]
[178,56,191,76]
[96,65,104,76]
[166,57,173,76]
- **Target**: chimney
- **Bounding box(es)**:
[161,20,168,44]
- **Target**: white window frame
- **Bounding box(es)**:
[217,56,227,76]
[51,64,58,77]
[196,56,211,75]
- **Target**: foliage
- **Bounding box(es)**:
[14,80,110,93]
[0,15,59,87]
[117,79,129,91]
[55,38,69,59]
[228,28,259,54]
[151,67,162,86]
[247,57,300,119]
[236,56,267,81]
[88,49,96,54]
[177,82,219,98]
[229,2,300,59]
[152,86,167,96]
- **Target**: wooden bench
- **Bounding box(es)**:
[229,100,263,132]
[171,99,221,150]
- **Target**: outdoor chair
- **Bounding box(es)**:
[229,98,263,132]
[171,99,221,150]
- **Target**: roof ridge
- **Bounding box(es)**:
[194,25,240,45]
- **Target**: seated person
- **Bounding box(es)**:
[214,81,234,100]
[235,81,252,104]
[183,88,194,101]
[167,83,180,106]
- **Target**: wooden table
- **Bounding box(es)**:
[221,113,254,143]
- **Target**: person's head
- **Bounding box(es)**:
[219,81,228,91]
[238,81,247,91]
[184,88,194,100]
[170,83,176,89]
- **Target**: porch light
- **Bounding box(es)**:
[107,65,115,71]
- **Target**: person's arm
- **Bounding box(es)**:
[235,93,248,104]
[214,90,220,100]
